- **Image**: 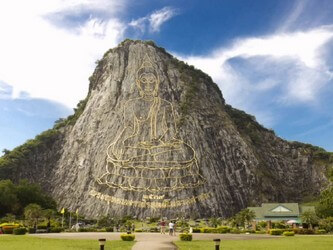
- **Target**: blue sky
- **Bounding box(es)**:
[1,0,333,153]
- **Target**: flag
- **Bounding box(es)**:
[76,209,79,215]
[60,208,65,214]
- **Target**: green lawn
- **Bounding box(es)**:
[175,236,333,250]
[0,235,134,250]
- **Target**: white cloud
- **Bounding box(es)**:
[177,26,333,126]
[149,7,177,32]
[129,6,177,33]
[0,0,126,108]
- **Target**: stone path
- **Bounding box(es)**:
[31,232,278,250]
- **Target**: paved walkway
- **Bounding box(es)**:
[31,232,278,250]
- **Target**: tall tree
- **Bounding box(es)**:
[301,211,319,229]
[316,187,333,218]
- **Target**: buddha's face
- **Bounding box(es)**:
[137,72,158,96]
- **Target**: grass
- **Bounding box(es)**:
[0,235,134,250]
[175,236,333,250]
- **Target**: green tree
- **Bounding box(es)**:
[209,217,222,228]
[0,180,19,216]
[16,179,56,213]
[232,209,256,228]
[301,211,319,229]
[1,213,16,223]
[24,203,43,228]
[97,215,115,228]
[316,187,333,218]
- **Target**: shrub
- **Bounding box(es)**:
[120,234,135,241]
[28,228,36,234]
[230,228,241,234]
[0,223,20,234]
[201,227,218,233]
[255,230,266,234]
[179,233,192,241]
[316,229,326,234]
[293,228,314,235]
[13,228,27,235]
[105,227,114,232]
[217,226,231,234]
[50,227,63,233]
[3,228,14,234]
[269,229,283,235]
[272,222,287,229]
[78,227,97,232]
[319,217,333,232]
[283,231,295,236]
[192,228,201,233]
[245,229,255,234]
[134,229,143,232]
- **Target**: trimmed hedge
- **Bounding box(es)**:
[230,228,241,234]
[179,233,192,241]
[293,228,314,234]
[121,234,135,241]
[217,226,231,233]
[78,228,97,232]
[269,229,283,235]
[316,229,326,234]
[255,230,266,234]
[13,228,27,235]
[105,227,114,232]
[192,228,201,233]
[200,227,218,233]
[283,231,295,236]
[50,227,63,233]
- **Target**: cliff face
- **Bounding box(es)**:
[0,40,330,218]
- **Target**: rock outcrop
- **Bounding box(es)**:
[0,40,331,218]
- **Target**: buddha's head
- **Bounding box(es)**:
[136,55,159,97]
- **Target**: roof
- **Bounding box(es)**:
[248,203,315,221]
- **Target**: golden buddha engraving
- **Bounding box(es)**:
[97,55,205,193]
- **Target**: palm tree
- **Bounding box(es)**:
[24,203,43,231]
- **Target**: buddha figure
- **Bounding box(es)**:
[97,55,205,193]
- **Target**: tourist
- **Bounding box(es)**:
[160,220,166,234]
[168,221,174,236]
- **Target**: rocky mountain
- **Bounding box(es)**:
[1,39,332,218]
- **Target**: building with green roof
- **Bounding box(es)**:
[248,203,315,223]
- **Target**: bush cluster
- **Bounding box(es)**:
[120,234,135,241]
[293,228,314,234]
[192,228,201,233]
[316,229,326,234]
[50,227,63,233]
[283,231,295,236]
[179,233,192,241]
[269,229,283,235]
[13,228,27,235]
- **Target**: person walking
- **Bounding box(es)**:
[160,220,166,234]
[168,221,174,236]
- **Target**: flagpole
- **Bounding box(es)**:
[61,208,65,228]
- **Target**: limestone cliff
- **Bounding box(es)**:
[0,40,332,218]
